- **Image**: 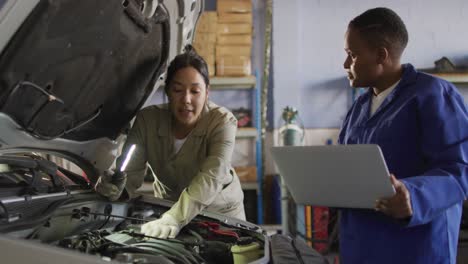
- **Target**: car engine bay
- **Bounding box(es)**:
[0,154,267,264]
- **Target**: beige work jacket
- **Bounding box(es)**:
[118,101,245,221]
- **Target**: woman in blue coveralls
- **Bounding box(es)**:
[340,7,468,264]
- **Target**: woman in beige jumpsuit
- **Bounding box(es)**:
[96,46,245,239]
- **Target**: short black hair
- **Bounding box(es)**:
[349,7,408,57]
[164,44,209,94]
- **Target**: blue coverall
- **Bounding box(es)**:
[338,64,468,264]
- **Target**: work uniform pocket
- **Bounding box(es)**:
[208,171,244,213]
[220,171,244,206]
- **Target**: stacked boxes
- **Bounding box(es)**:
[234,166,257,182]
[193,1,253,77]
[217,0,252,14]
[216,0,252,76]
[193,12,217,76]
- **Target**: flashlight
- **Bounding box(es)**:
[120,144,136,172]
[112,144,136,184]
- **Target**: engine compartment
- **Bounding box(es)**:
[0,154,268,264]
[2,195,267,264]
[0,154,271,264]
[54,203,265,264]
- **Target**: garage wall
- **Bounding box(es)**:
[272,0,468,129]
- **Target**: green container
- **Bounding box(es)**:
[281,124,303,146]
[231,242,263,264]
[281,106,303,146]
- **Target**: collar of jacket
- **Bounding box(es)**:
[157,101,214,137]
[360,63,418,120]
[388,63,418,100]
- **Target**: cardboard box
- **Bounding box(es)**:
[208,64,215,77]
[216,45,251,57]
[217,0,252,14]
[201,11,218,21]
[218,12,252,24]
[194,42,215,57]
[197,11,218,33]
[234,166,257,182]
[200,53,215,66]
[217,34,252,45]
[194,32,217,44]
[217,23,252,35]
[193,42,215,67]
[216,56,251,76]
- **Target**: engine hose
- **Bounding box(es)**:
[136,245,192,264]
[159,241,201,264]
[187,229,205,244]
[125,231,190,246]
[107,245,187,264]
[133,242,197,264]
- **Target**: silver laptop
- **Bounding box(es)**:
[270,144,395,209]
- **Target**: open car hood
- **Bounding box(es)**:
[0,0,203,179]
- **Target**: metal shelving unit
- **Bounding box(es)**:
[236,127,257,138]
[241,182,258,191]
[210,75,263,224]
[427,72,468,84]
[210,76,256,89]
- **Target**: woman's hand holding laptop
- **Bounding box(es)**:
[375,174,413,219]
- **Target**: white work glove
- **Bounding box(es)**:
[94,170,127,201]
[140,188,205,239]
[141,214,181,239]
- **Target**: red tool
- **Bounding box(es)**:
[196,221,240,241]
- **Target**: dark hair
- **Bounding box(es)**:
[349,7,408,57]
[164,44,209,94]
